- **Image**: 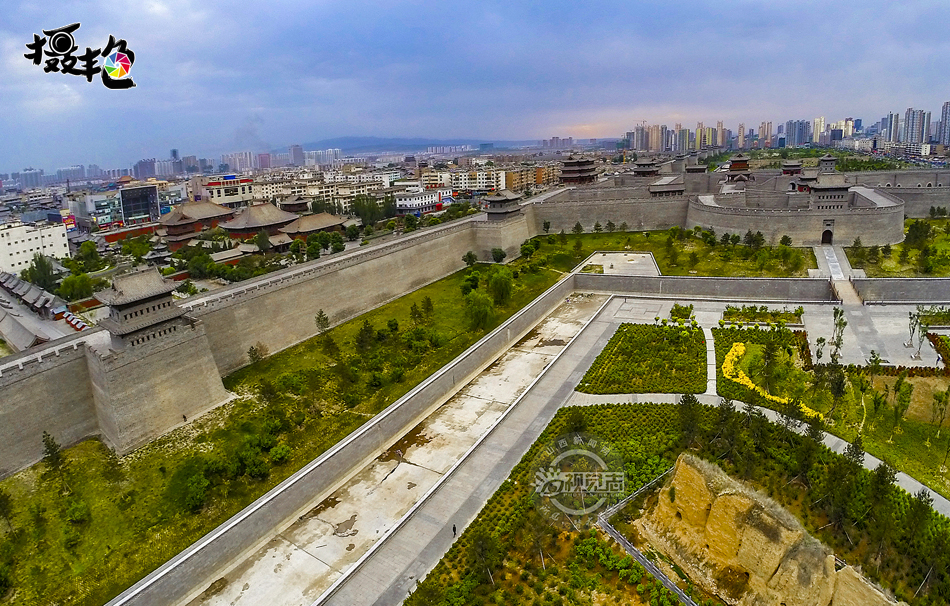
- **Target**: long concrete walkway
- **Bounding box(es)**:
[319,295,950,606]
[184,295,608,606]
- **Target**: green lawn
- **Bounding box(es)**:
[0,261,560,606]
[849,218,950,277]
[528,230,818,277]
[576,323,706,394]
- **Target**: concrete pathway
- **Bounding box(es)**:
[317,295,950,606]
[185,296,609,606]
[318,297,622,605]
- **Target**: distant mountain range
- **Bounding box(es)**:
[296,136,541,153]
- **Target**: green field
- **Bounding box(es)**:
[576,323,707,394]
[527,229,817,277]
[849,217,950,277]
[0,261,560,606]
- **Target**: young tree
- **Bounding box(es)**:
[893,381,913,434]
[464,291,494,330]
[42,431,66,478]
[255,230,271,252]
[410,302,424,326]
[422,296,434,321]
[462,251,478,266]
[345,224,360,241]
[605,220,616,232]
[23,253,58,291]
[572,221,584,235]
[542,220,551,233]
[314,309,330,335]
[619,221,628,232]
[930,389,950,439]
[779,234,793,247]
[491,247,507,263]
[593,221,603,233]
[468,526,501,584]
[679,393,701,446]
[356,319,375,350]
[247,341,269,363]
[558,229,568,246]
[0,487,13,531]
[488,267,513,305]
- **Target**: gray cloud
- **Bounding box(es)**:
[1,0,948,172]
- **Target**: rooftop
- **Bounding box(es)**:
[97,267,178,306]
[279,213,346,235]
[159,201,234,227]
[219,203,299,231]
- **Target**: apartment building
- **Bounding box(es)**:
[0,220,70,272]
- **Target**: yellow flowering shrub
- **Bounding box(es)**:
[722,342,821,419]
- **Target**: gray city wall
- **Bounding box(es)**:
[106,274,577,606]
[852,278,950,304]
[87,318,229,454]
[0,333,99,476]
[685,198,905,247]
[184,219,480,375]
[574,273,837,302]
[527,198,689,235]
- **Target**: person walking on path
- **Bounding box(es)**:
[452,524,456,537]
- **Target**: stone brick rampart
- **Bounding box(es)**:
[105,274,577,606]
[86,317,229,454]
[685,197,905,247]
[0,332,100,476]
[852,278,950,304]
[574,273,837,302]
[527,197,689,234]
[183,218,480,375]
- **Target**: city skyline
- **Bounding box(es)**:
[2,0,950,171]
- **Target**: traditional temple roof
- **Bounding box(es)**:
[159,201,234,227]
[279,213,346,235]
[730,153,751,162]
[819,153,837,161]
[97,267,178,306]
[0,308,50,351]
[219,203,298,231]
[484,189,523,202]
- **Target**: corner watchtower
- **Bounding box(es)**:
[97,268,185,349]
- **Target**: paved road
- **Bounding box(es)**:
[315,295,950,605]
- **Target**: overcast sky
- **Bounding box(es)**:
[2,0,948,172]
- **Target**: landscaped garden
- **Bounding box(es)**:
[575,324,706,394]
[406,403,950,606]
[522,225,817,277]
[721,303,803,325]
[712,322,950,500]
[0,260,560,606]
[847,216,950,277]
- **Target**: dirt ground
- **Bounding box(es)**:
[872,375,950,424]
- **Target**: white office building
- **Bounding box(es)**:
[0,220,70,273]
